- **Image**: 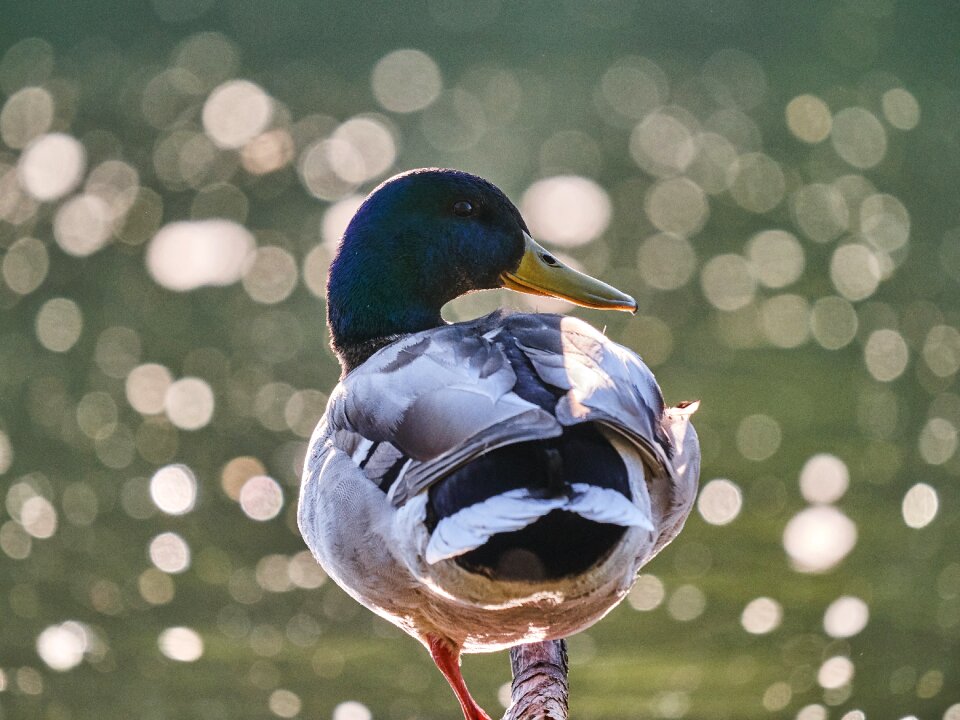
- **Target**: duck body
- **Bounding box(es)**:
[297,168,700,720]
[300,310,699,653]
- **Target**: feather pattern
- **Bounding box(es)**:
[299,309,700,653]
[426,484,654,564]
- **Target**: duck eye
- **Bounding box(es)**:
[452,200,474,217]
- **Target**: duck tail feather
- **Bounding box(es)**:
[425,490,566,564]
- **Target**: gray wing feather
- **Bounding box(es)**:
[507,314,674,474]
[389,403,561,506]
[317,311,677,509]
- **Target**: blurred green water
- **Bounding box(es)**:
[1,2,959,719]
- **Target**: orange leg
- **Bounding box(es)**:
[427,635,492,720]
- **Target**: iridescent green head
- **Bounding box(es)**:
[326,168,635,370]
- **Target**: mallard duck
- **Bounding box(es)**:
[298,168,700,720]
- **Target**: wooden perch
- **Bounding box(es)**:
[502,639,569,720]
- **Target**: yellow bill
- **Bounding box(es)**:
[501,233,637,313]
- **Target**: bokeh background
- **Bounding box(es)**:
[1,2,959,719]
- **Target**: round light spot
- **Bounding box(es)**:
[302,245,328,300]
[298,139,362,201]
[599,57,667,120]
[158,627,203,662]
[761,294,810,349]
[923,325,960,378]
[126,363,174,415]
[322,195,365,249]
[917,670,943,699]
[240,128,295,175]
[332,701,372,720]
[62,483,98,526]
[834,173,877,207]
[149,531,190,573]
[736,414,782,461]
[0,430,11,475]
[150,464,197,515]
[627,574,665,611]
[741,597,782,634]
[2,236,48,295]
[17,133,86,201]
[221,456,266,501]
[0,37,55,93]
[645,177,708,236]
[0,165,38,224]
[629,111,697,177]
[165,377,215,430]
[902,483,938,529]
[686,132,737,194]
[831,108,887,169]
[285,389,327,438]
[94,326,141,379]
[202,79,273,149]
[796,704,828,720]
[697,479,742,526]
[1,520,32,559]
[1,86,54,149]
[86,159,140,220]
[810,296,858,350]
[520,176,611,247]
[332,116,397,183]
[36,622,88,671]
[860,193,910,252]
[239,475,284,521]
[242,246,298,304]
[172,31,239,89]
[53,194,113,257]
[785,94,832,143]
[147,220,255,291]
[667,584,706,621]
[269,689,302,718]
[823,596,869,638]
[637,233,697,291]
[783,506,857,573]
[830,244,881,302]
[799,454,849,504]
[700,254,755,311]
[371,49,442,113]
[792,184,849,243]
[256,554,292,592]
[818,656,854,689]
[20,495,57,539]
[288,550,327,590]
[864,329,909,382]
[727,153,785,213]
[766,682,796,711]
[36,298,82,353]
[919,417,958,465]
[881,88,920,131]
[76,391,118,440]
[747,230,804,289]
[944,704,960,720]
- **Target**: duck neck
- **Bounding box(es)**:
[326,252,447,373]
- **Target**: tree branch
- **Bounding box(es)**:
[502,639,569,720]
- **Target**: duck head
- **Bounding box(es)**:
[327,168,636,370]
